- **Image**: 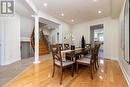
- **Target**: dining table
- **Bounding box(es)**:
[61,48,89,62]
[61,48,89,71]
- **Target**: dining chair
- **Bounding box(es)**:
[76,47,97,80]
[85,44,91,50]
[86,44,100,71]
[51,44,74,84]
[64,44,70,50]
[95,44,101,69]
[57,44,64,51]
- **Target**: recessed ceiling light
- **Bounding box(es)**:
[98,10,102,14]
[61,13,64,16]
[93,0,97,2]
[71,19,74,22]
[43,3,48,7]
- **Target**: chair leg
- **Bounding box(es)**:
[76,62,79,74]
[60,68,63,85]
[52,65,55,77]
[95,58,99,71]
[96,56,99,68]
[97,60,99,68]
[90,66,93,80]
[71,64,74,77]
[93,63,96,73]
[95,61,98,71]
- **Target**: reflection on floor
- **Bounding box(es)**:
[6,58,128,87]
[0,54,52,87]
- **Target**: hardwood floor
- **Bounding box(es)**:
[5,58,128,87]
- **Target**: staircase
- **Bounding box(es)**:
[31,23,49,56]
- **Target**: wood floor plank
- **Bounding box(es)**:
[5,59,128,87]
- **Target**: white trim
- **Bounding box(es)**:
[21,37,31,42]
[34,15,40,64]
[104,57,119,61]
[118,59,130,87]
[33,61,40,64]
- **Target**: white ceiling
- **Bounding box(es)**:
[40,18,59,30]
[15,0,34,18]
[32,0,124,24]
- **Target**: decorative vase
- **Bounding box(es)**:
[81,36,85,48]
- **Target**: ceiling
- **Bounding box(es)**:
[40,18,59,30]
[32,0,124,24]
[15,0,34,18]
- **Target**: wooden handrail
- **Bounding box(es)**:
[31,28,35,50]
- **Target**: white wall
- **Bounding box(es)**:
[43,29,50,35]
[61,24,72,44]
[20,15,34,41]
[40,26,50,35]
[0,14,21,65]
[41,26,52,44]
[50,28,59,44]
[71,17,120,60]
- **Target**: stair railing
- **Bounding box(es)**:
[30,28,35,50]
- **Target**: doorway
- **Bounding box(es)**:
[21,42,34,59]
[90,24,104,58]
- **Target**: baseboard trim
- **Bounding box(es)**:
[118,59,130,87]
[104,57,119,61]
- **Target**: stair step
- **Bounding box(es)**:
[39,49,47,51]
[31,29,49,56]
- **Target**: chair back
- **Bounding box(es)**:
[57,44,64,51]
[64,44,70,50]
[85,44,91,49]
[85,44,91,54]
[51,44,63,65]
[90,46,97,65]
[95,44,101,56]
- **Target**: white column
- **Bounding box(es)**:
[33,15,40,64]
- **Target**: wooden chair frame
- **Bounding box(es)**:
[64,44,70,50]
[51,44,74,84]
[76,47,97,80]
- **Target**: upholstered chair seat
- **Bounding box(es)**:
[55,59,74,67]
[76,58,90,64]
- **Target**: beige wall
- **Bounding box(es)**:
[71,17,120,60]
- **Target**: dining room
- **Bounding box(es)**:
[0,0,129,87]
[6,42,128,87]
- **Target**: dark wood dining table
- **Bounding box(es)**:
[65,48,89,62]
[62,48,89,71]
